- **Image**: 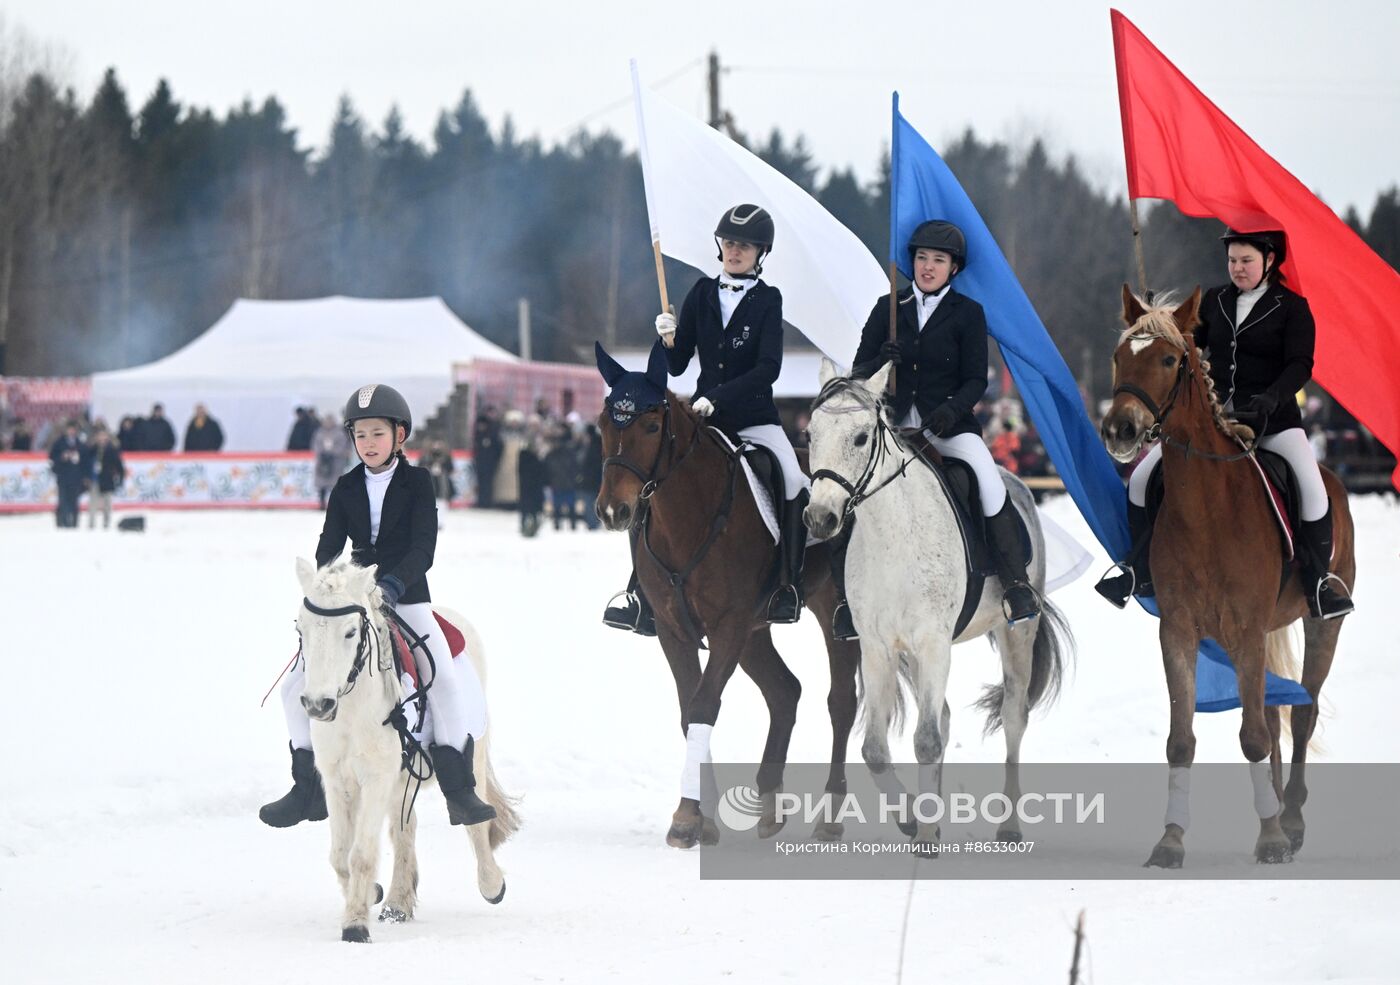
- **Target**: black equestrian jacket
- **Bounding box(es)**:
[315,457,438,604]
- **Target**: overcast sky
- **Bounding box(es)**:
[5,0,1398,215]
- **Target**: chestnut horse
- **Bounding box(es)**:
[594,360,860,849]
[1101,286,1354,867]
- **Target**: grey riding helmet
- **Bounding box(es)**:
[343,384,413,438]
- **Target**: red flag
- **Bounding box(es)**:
[1112,9,1400,490]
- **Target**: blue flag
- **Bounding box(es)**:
[890,93,1308,712]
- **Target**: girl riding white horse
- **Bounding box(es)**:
[295,556,516,941]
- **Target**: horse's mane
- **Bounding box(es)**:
[1120,293,1252,441]
[308,555,380,606]
[811,375,889,418]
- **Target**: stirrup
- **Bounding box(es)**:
[1311,573,1355,621]
[1093,562,1136,610]
[602,590,642,631]
[766,585,803,624]
[831,601,859,641]
[1001,582,1042,626]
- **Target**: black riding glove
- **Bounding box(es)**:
[926,403,960,437]
[377,575,406,609]
[1247,392,1280,416]
[878,340,904,366]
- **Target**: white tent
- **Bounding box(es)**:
[90,296,517,451]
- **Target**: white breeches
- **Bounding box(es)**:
[281,601,487,753]
[737,424,810,500]
[1127,428,1327,520]
[921,430,1007,516]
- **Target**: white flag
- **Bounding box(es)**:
[631,61,886,361]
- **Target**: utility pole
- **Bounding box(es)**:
[707,51,722,130]
[517,297,532,362]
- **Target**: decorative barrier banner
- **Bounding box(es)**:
[0,452,474,512]
[698,762,1400,880]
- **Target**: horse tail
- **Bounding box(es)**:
[974,597,1074,736]
[478,734,522,850]
[1265,623,1328,752]
[446,609,523,849]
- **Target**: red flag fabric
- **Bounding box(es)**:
[1112,9,1400,489]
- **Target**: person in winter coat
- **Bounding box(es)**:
[86,429,125,529]
[116,416,142,451]
[471,406,502,509]
[422,440,456,528]
[516,427,547,538]
[260,384,496,830]
[143,404,176,452]
[838,219,1037,640]
[311,414,350,509]
[603,204,810,635]
[1095,228,1354,620]
[183,404,225,451]
[48,421,86,528]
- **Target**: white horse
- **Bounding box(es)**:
[803,360,1072,845]
[295,557,519,942]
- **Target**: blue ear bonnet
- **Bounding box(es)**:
[595,340,669,429]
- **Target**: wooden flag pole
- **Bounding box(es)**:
[887,260,899,390]
[652,240,674,348]
[1129,198,1151,301]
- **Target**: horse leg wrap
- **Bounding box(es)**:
[1250,761,1280,819]
[681,723,713,801]
[1164,766,1191,831]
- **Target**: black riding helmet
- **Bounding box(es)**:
[714,204,775,275]
[908,220,967,271]
[1220,228,1286,267]
[343,383,413,439]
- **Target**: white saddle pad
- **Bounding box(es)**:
[708,429,781,545]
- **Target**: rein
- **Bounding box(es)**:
[300,594,439,826]
[1113,337,1265,464]
[809,379,915,523]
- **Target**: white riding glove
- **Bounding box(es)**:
[692,396,715,417]
[655,312,677,344]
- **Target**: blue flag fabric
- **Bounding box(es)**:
[890,93,1309,712]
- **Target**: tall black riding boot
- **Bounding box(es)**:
[602,567,657,636]
[259,743,328,828]
[768,489,809,623]
[431,738,498,826]
[1094,502,1155,608]
[1298,505,1354,620]
[986,500,1041,625]
[828,519,858,641]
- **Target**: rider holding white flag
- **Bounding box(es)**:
[603,204,810,632]
[260,384,496,830]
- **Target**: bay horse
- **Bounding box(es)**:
[295,557,519,941]
[803,358,1072,847]
[594,344,861,848]
[1101,286,1354,867]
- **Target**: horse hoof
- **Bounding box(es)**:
[1285,828,1305,853]
[666,825,700,850]
[1255,842,1294,865]
[372,883,383,905]
[701,816,721,846]
[486,879,506,905]
[342,925,371,943]
[1281,812,1305,853]
[896,817,918,839]
[810,821,844,842]
[756,816,786,840]
[997,829,1023,844]
[1144,845,1184,869]
[378,905,408,924]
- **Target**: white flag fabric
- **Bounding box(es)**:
[631,62,886,360]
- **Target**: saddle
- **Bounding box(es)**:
[1142,448,1299,591]
[897,428,1030,636]
[387,610,468,691]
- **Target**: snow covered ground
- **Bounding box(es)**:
[2,494,1398,983]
